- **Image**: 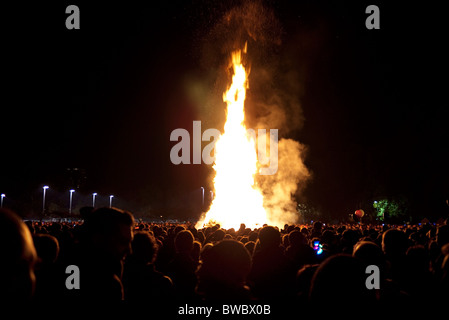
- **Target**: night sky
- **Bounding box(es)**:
[1,1,448,221]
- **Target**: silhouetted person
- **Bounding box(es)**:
[439,243,449,301]
[0,209,38,303]
[154,226,178,273]
[244,241,256,256]
[204,228,225,244]
[404,245,435,302]
[353,240,404,302]
[248,226,295,299]
[200,242,214,261]
[238,223,246,236]
[353,240,385,269]
[311,221,323,238]
[295,264,319,303]
[122,231,173,300]
[196,240,251,300]
[285,230,316,270]
[434,225,449,278]
[211,229,225,242]
[73,207,134,300]
[33,233,61,300]
[382,228,408,289]
[191,240,202,265]
[309,254,376,306]
[167,230,198,299]
[248,231,258,242]
[340,229,360,254]
[79,206,94,222]
[437,225,449,248]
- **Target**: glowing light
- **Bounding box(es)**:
[313,241,323,255]
[196,48,268,230]
[92,193,97,207]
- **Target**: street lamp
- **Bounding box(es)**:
[109,195,114,208]
[42,186,49,213]
[200,187,204,207]
[1,194,5,208]
[69,189,75,214]
[92,193,97,208]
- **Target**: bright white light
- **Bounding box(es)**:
[70,189,75,193]
[93,193,97,196]
[43,186,49,189]
[109,195,114,208]
[1,194,5,198]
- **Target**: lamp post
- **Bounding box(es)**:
[42,186,49,213]
[200,187,204,207]
[109,195,114,208]
[92,193,97,208]
[69,189,75,214]
[0,194,5,208]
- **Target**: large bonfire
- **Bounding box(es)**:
[196,48,270,230]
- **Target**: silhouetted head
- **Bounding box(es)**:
[33,233,60,265]
[174,225,186,236]
[175,230,194,253]
[313,221,323,232]
[0,209,38,302]
[196,240,251,299]
[321,230,335,245]
[211,229,225,242]
[258,226,280,250]
[382,229,408,258]
[342,229,360,245]
[309,254,374,305]
[353,240,384,268]
[244,241,256,255]
[437,225,449,247]
[282,234,290,247]
[200,242,214,261]
[289,230,307,247]
[191,240,202,261]
[248,231,258,242]
[83,207,135,262]
[406,245,429,272]
[130,231,158,264]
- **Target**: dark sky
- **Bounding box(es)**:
[1,1,448,220]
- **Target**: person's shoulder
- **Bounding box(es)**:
[274,246,288,259]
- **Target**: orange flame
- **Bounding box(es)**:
[196,49,268,229]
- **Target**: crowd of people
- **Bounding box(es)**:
[1,206,448,308]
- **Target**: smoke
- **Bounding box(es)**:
[190,1,282,122]
[194,0,312,225]
[256,137,310,227]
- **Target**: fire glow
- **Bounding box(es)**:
[196,48,269,230]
